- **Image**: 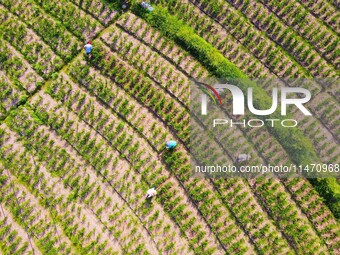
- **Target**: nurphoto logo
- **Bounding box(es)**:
[194,79,313,129]
[201,83,312,116]
[190,78,338,179]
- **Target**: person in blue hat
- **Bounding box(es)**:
[141,1,153,11]
[165,140,177,149]
[158,140,177,157]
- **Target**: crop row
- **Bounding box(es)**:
[293,108,339,163]
[190,59,338,253]
[93,23,334,253]
[166,0,338,84]
[101,6,340,237]
[190,90,334,253]
[28,91,218,254]
[0,206,32,255]
[144,2,339,162]
[0,123,160,254]
[67,59,169,151]
[0,39,43,93]
[117,11,269,80]
[206,2,339,149]
[69,0,118,25]
[5,103,193,254]
[285,178,340,251]
[146,1,320,93]
[298,0,340,33]
[167,0,305,80]
[0,72,27,120]
[256,0,339,65]
[68,53,297,254]
[32,0,103,40]
[111,7,336,153]
[121,7,339,240]
[159,0,339,122]
[1,0,80,61]
[57,59,283,254]
[139,5,338,251]
[308,93,340,139]
[87,41,190,141]
[117,13,209,79]
[0,158,74,254]
[228,0,338,73]
[101,25,191,105]
[44,69,266,254]
[0,6,64,79]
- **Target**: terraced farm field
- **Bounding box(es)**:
[0,0,339,254]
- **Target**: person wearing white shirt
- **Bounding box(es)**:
[146,187,157,199]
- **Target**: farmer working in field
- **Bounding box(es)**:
[165,140,177,149]
[84,41,93,59]
[237,154,251,162]
[146,187,157,199]
[158,140,177,157]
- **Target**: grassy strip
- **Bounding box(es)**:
[131,4,340,218]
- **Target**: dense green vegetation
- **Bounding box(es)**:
[131,3,340,218]
[0,0,339,254]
